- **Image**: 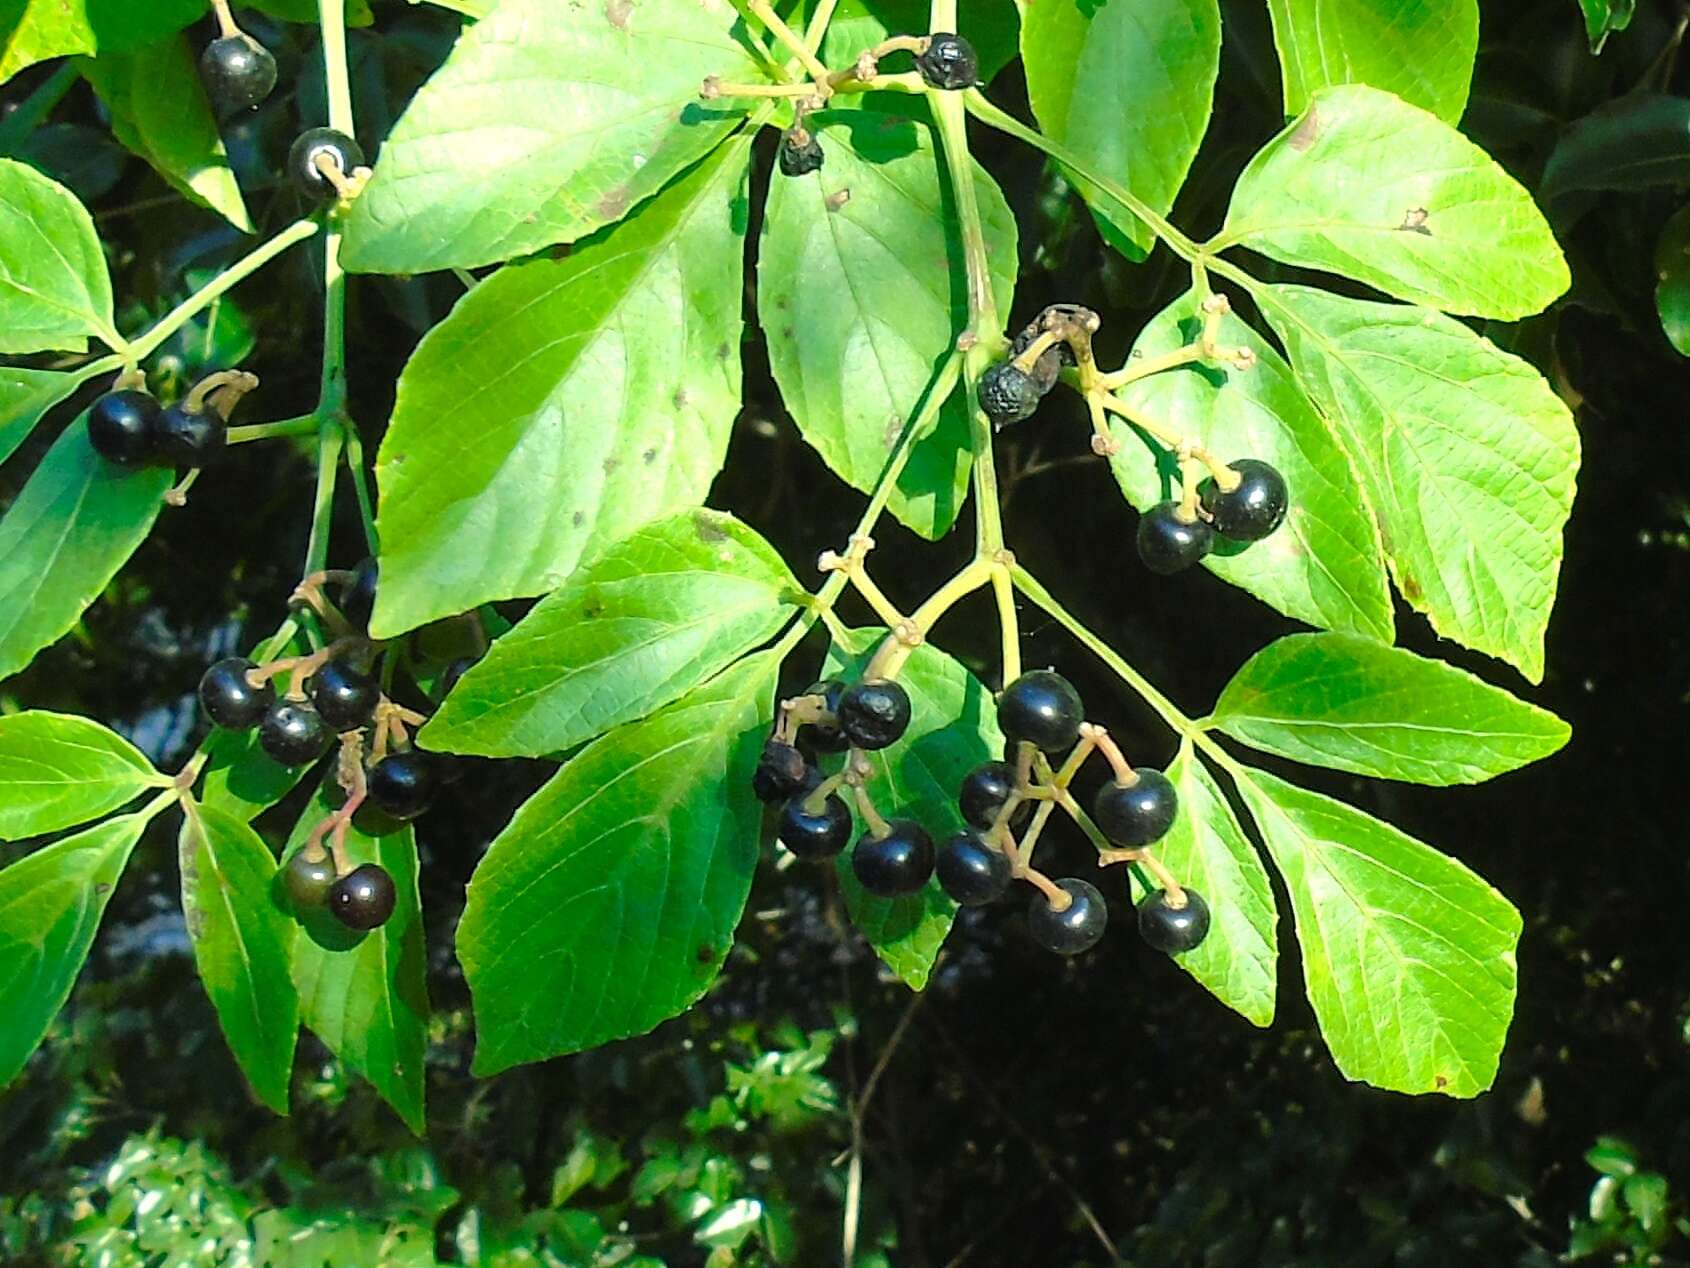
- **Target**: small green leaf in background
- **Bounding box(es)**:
[1234,767,1520,1096]
[372,140,751,638]
[17,122,129,204]
[758,112,1016,541]
[1152,744,1278,1026]
[1211,632,1571,784]
[458,653,777,1076]
[179,802,299,1113]
[286,783,429,1133]
[1110,291,1392,640]
[1655,203,1690,356]
[822,631,1001,990]
[80,36,253,234]
[822,0,1020,86]
[1579,0,1635,53]
[0,812,146,1086]
[0,158,119,355]
[1266,0,1478,124]
[424,510,798,758]
[1,366,88,469]
[1260,285,1579,684]
[0,416,173,682]
[0,710,166,841]
[1543,94,1690,197]
[342,0,757,273]
[0,0,204,84]
[1221,85,1568,320]
[1021,0,1220,259]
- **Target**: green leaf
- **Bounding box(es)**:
[758,112,1016,539]
[1258,285,1578,682]
[80,36,253,234]
[371,141,751,637]
[1233,766,1519,1096]
[1211,632,1571,784]
[0,158,117,354]
[1220,85,1569,320]
[248,0,375,23]
[1110,291,1391,639]
[0,709,165,841]
[178,802,299,1113]
[1265,0,1477,124]
[1656,203,1690,356]
[198,726,310,822]
[1543,94,1690,196]
[424,509,797,758]
[1,366,85,469]
[285,784,429,1132]
[0,812,144,1086]
[1021,0,1220,258]
[342,0,756,273]
[1578,0,1635,52]
[1152,744,1278,1026]
[459,653,777,1075]
[0,0,204,83]
[0,416,172,681]
[821,631,1001,990]
[821,0,1019,86]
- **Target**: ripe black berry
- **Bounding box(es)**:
[753,738,810,803]
[309,659,379,732]
[155,404,226,468]
[87,390,162,467]
[1201,459,1288,542]
[440,656,476,697]
[200,34,277,114]
[283,850,336,912]
[937,832,1011,906]
[778,127,824,176]
[289,127,366,201]
[259,700,332,766]
[329,863,397,931]
[1093,768,1178,847]
[979,361,1043,429]
[851,819,935,898]
[1028,878,1107,955]
[916,32,978,89]
[1137,887,1211,954]
[958,761,1016,831]
[779,790,853,859]
[198,657,275,729]
[799,680,850,754]
[1136,502,1214,575]
[340,556,378,630]
[367,751,438,822]
[998,670,1083,753]
[836,678,911,750]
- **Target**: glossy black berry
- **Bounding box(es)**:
[1137,887,1211,954]
[440,656,476,697]
[368,751,439,822]
[916,32,978,89]
[259,700,332,767]
[283,850,336,912]
[1201,458,1288,542]
[777,127,824,176]
[998,670,1084,754]
[1136,501,1214,575]
[309,659,379,732]
[200,34,276,114]
[1093,768,1178,848]
[799,680,850,754]
[779,790,853,859]
[155,404,226,468]
[87,390,161,467]
[289,127,366,201]
[198,657,274,729]
[1028,878,1108,955]
[329,863,397,931]
[753,738,810,803]
[836,678,911,751]
[340,556,378,630]
[979,361,1043,429]
[937,832,1011,906]
[958,761,1016,831]
[851,819,935,898]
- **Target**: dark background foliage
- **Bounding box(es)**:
[2,0,1688,1262]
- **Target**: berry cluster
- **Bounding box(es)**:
[87,371,257,472]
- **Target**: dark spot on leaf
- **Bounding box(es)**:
[603,456,620,475]
[696,942,719,964]
[716,342,731,362]
[572,510,586,528]
[595,185,631,221]
[1398,207,1432,235]
[1289,110,1320,152]
[693,509,727,542]
[1401,574,1424,603]
[94,882,112,896]
[826,188,851,212]
[605,0,633,28]
[673,387,689,410]
[1434,1074,1449,1090]
[642,447,658,465]
[582,602,604,619]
